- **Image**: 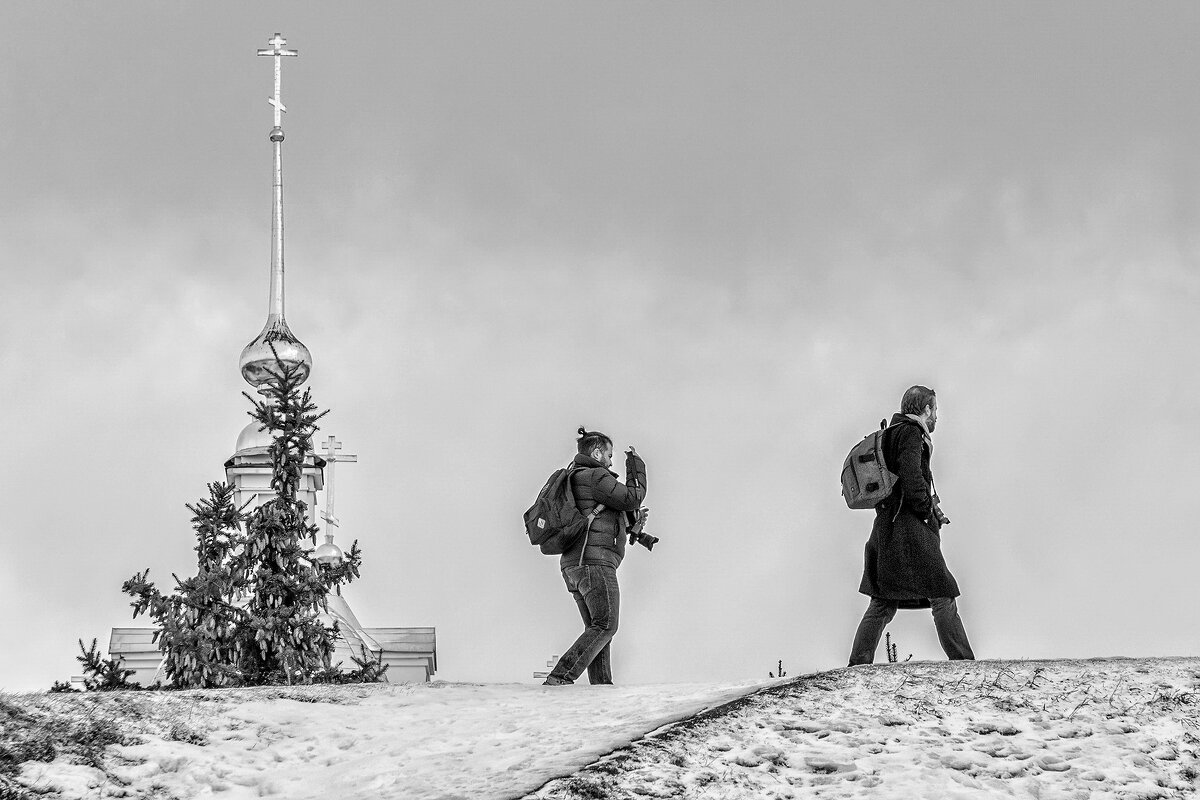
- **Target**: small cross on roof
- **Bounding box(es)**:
[322,435,358,463]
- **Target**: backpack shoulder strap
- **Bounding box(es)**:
[566,462,609,567]
[576,503,606,568]
[568,464,606,520]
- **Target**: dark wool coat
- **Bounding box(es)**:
[858,413,961,606]
[559,451,647,571]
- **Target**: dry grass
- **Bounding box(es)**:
[0,681,396,798]
[0,691,215,799]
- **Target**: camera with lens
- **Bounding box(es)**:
[627,507,659,552]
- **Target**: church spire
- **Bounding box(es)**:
[240,32,312,389]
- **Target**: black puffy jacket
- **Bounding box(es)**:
[559,451,647,570]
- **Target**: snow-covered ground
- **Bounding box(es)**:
[533,657,1200,800]
[7,657,1199,799]
[10,679,761,799]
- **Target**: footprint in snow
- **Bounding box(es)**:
[939,751,991,771]
[971,736,1024,758]
[967,720,1021,736]
[1050,723,1092,739]
[988,760,1029,778]
[779,719,856,735]
[1034,754,1072,772]
[877,713,911,726]
[802,756,857,774]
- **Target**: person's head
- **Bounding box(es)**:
[900,385,938,432]
[577,426,613,467]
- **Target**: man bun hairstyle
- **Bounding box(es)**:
[577,426,613,456]
[900,385,937,416]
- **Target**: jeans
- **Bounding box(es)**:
[848,596,975,666]
[547,564,620,684]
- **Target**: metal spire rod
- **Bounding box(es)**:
[257,33,297,320]
[239,32,311,388]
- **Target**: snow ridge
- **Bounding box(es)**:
[9,658,1199,799]
[529,658,1200,799]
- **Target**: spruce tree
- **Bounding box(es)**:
[228,359,360,684]
[123,482,246,688]
[124,356,363,687]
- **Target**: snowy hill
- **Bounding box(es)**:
[532,658,1200,800]
[3,658,1197,799]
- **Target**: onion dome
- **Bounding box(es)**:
[313,536,344,566]
[239,317,312,387]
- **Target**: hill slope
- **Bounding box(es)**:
[1,679,759,799]
[2,658,1197,799]
[529,658,1200,799]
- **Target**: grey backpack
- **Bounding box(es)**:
[841,420,898,509]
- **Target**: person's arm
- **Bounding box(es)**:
[591,451,647,511]
[893,426,933,521]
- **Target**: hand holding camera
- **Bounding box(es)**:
[622,446,656,550]
[628,507,660,552]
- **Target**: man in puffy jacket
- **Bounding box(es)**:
[848,385,975,665]
[543,426,647,685]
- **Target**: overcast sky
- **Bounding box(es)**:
[2,2,1198,692]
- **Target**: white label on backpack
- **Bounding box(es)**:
[537,518,546,529]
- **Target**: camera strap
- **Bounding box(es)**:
[577,504,606,568]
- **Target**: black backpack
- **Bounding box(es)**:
[524,465,605,555]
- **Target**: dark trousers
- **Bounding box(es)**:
[848,596,975,666]
[548,564,620,684]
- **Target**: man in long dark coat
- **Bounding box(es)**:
[848,385,975,665]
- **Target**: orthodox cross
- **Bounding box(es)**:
[257,33,298,128]
[320,435,358,532]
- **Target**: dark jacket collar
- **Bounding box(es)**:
[890,412,933,449]
[573,453,615,475]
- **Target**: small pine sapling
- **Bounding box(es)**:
[75,638,138,691]
[346,647,390,683]
[313,646,391,685]
[769,659,787,678]
[885,632,912,663]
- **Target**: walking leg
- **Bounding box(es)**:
[546,566,619,683]
[583,568,619,684]
[930,596,975,660]
[848,598,897,666]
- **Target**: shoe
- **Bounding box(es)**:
[542,676,571,686]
